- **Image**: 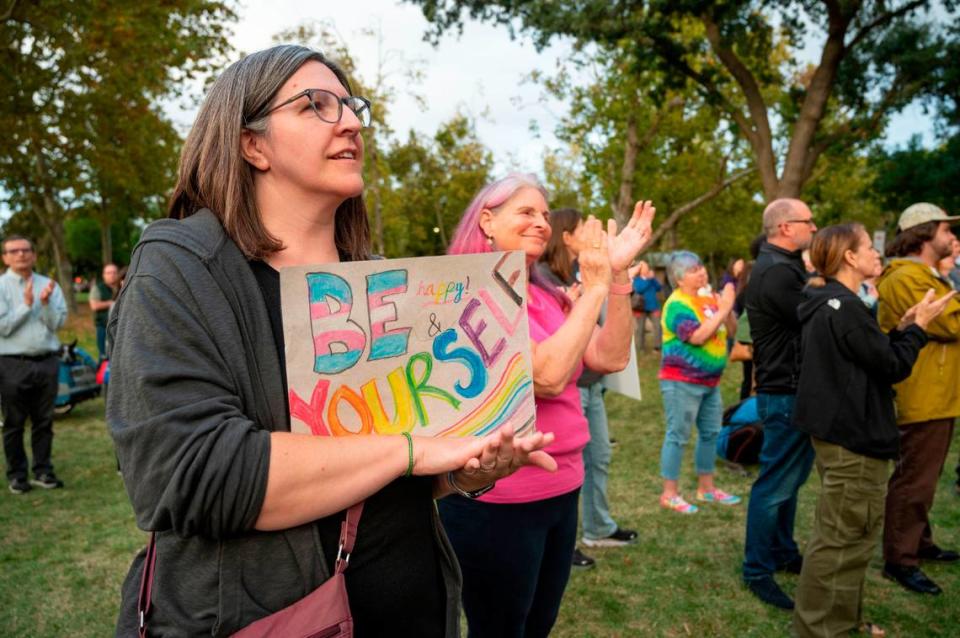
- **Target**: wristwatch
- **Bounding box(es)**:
[446,471,496,499]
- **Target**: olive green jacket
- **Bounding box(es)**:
[877,258,960,425]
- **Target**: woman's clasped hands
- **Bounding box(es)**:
[411,425,557,495]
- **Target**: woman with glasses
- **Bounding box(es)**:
[107,45,554,637]
[440,173,655,637]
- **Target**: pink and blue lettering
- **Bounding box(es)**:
[308,272,367,374]
[366,269,411,361]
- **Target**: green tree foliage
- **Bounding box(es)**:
[274,20,427,257]
[532,42,760,263]
[803,151,889,230]
[273,20,492,257]
[1,1,234,308]
[407,0,959,200]
[869,135,960,219]
[383,114,493,256]
[540,147,592,212]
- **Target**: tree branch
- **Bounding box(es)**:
[847,0,928,51]
[648,167,755,247]
[812,74,924,156]
[613,96,684,225]
[778,3,854,196]
[640,33,756,147]
[700,13,779,198]
[1,0,18,22]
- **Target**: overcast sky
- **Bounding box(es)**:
[168,0,580,173]
[216,0,937,175]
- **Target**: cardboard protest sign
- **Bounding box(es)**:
[280,251,536,438]
[602,334,642,401]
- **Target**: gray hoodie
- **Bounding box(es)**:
[107,210,461,637]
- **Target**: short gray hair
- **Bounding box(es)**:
[666,250,702,287]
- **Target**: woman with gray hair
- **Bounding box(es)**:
[658,251,740,513]
[107,45,555,637]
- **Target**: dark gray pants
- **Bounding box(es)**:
[794,439,889,638]
[1,354,59,481]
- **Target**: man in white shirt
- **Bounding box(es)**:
[0,235,68,494]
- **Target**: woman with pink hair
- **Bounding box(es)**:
[439,173,655,637]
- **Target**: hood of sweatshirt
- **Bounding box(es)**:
[797,279,859,324]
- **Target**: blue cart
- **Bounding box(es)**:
[54,342,102,416]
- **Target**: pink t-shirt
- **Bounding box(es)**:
[479,284,589,504]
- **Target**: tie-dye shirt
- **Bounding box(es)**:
[659,289,728,386]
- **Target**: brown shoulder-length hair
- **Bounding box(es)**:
[885,220,938,259]
[168,44,370,261]
[807,222,866,288]
[540,208,582,285]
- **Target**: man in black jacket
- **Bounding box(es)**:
[741,198,817,609]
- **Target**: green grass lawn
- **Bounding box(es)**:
[1,349,958,636]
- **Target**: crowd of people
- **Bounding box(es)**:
[2,43,959,638]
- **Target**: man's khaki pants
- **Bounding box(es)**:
[794,439,889,638]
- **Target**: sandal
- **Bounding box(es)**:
[696,488,742,506]
[858,622,885,637]
[660,494,699,514]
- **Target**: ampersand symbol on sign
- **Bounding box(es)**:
[427,313,442,337]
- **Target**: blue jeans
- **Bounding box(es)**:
[579,383,617,540]
[659,380,722,481]
[439,489,579,638]
[743,393,815,581]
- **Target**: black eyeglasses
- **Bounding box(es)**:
[257,89,372,127]
[3,248,33,255]
[784,218,815,226]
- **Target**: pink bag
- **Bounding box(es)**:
[138,503,363,638]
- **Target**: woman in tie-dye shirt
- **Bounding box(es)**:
[658,251,742,514]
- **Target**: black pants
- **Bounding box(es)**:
[1,354,59,481]
[439,489,579,638]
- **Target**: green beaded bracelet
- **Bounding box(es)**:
[401,431,414,477]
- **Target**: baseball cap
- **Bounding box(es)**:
[897,202,960,231]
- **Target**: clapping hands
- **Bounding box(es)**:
[607,200,656,273]
[39,279,56,305]
[898,289,958,331]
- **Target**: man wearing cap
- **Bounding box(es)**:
[877,203,960,595]
[0,235,68,494]
[742,198,818,610]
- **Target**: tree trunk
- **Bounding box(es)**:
[100,219,113,265]
[702,14,780,200]
[368,139,385,256]
[613,98,683,224]
[613,116,639,228]
[435,202,448,249]
[30,148,76,311]
[778,6,852,197]
[38,196,77,313]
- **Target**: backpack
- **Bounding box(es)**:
[716,396,764,465]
